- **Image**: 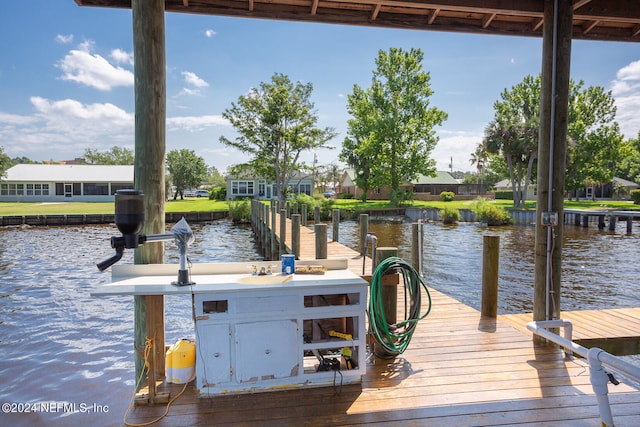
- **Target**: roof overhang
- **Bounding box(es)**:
[75,0,640,43]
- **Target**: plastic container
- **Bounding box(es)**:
[281,254,295,275]
[165,339,195,384]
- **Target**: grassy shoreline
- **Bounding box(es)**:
[1,197,638,217]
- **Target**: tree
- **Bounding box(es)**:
[566,82,623,199]
[0,147,12,179]
[84,146,134,165]
[340,48,447,206]
[469,145,487,185]
[220,73,336,204]
[166,149,208,200]
[615,133,640,184]
[483,75,540,208]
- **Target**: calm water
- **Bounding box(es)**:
[0,218,638,426]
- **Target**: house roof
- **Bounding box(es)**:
[4,164,134,182]
[613,177,640,188]
[413,171,458,185]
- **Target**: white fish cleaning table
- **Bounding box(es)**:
[92,259,368,396]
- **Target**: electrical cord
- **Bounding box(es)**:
[368,257,432,358]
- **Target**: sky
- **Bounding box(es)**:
[2,2,640,174]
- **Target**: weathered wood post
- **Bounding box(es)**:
[598,215,605,230]
[315,223,328,259]
[627,217,633,233]
[411,222,423,274]
[608,215,616,232]
[270,204,276,260]
[132,0,166,403]
[359,214,369,256]
[314,206,321,225]
[292,214,301,259]
[280,209,287,256]
[373,247,399,359]
[332,209,340,242]
[301,204,308,226]
[286,201,291,218]
[574,213,581,226]
[481,234,500,318]
[264,204,271,259]
[582,215,589,227]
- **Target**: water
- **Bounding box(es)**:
[0,220,262,427]
[1,218,638,426]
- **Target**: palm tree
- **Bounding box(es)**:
[470,144,487,185]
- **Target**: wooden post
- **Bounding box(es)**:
[264,204,271,259]
[314,206,321,225]
[301,204,308,226]
[574,213,581,226]
[270,204,276,260]
[373,247,399,358]
[534,0,572,328]
[582,215,589,227]
[314,224,327,259]
[627,217,633,234]
[411,223,423,273]
[598,215,605,230]
[359,214,369,256]
[332,209,340,242]
[279,209,287,256]
[292,214,301,259]
[481,235,500,318]
[286,201,291,218]
[132,0,166,403]
[608,215,616,232]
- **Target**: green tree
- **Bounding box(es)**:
[205,166,226,187]
[166,149,208,200]
[340,48,447,206]
[220,73,336,204]
[84,146,134,165]
[615,133,640,183]
[566,82,623,199]
[0,147,12,179]
[483,75,540,208]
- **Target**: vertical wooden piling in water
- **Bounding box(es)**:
[627,217,633,233]
[315,224,328,259]
[314,206,321,225]
[332,209,340,242]
[609,215,616,232]
[359,214,369,256]
[481,234,500,318]
[280,209,287,256]
[411,223,423,273]
[292,214,301,259]
[598,215,606,230]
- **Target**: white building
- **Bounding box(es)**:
[0,164,134,202]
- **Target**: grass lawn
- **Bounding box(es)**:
[1,197,638,217]
[0,199,230,216]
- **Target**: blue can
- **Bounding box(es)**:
[281,254,295,275]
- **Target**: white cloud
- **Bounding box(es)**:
[205,29,216,38]
[56,34,74,44]
[0,112,38,125]
[611,59,640,139]
[433,129,483,172]
[57,41,134,91]
[182,71,209,88]
[110,48,134,65]
[167,115,229,132]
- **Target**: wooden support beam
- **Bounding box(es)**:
[582,20,599,34]
[311,0,319,15]
[132,0,167,403]
[371,3,381,21]
[428,8,439,25]
[249,0,254,12]
[482,13,496,29]
[633,24,640,37]
[573,0,591,9]
[531,17,544,31]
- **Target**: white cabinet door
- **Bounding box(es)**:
[197,323,231,388]
[235,320,298,383]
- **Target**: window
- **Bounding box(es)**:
[111,184,131,194]
[83,183,109,196]
[26,184,50,196]
[1,183,24,196]
[232,181,254,196]
[298,183,312,196]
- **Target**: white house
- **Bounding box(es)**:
[0,164,134,202]
[226,171,314,200]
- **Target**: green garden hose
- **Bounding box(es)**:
[368,257,432,358]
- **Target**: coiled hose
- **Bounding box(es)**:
[368,257,432,358]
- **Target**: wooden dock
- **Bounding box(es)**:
[122,209,640,426]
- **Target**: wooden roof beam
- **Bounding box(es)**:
[183,0,188,6]
[633,24,640,37]
[249,0,254,11]
[371,3,381,21]
[531,17,544,32]
[573,0,592,9]
[311,0,319,15]
[482,13,496,29]
[582,20,600,35]
[428,8,440,25]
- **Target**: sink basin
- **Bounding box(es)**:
[236,275,293,285]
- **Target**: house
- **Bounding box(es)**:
[337,169,484,200]
[494,179,537,200]
[577,177,639,200]
[0,164,133,202]
[226,171,314,200]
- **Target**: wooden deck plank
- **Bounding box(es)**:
[121,213,640,426]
